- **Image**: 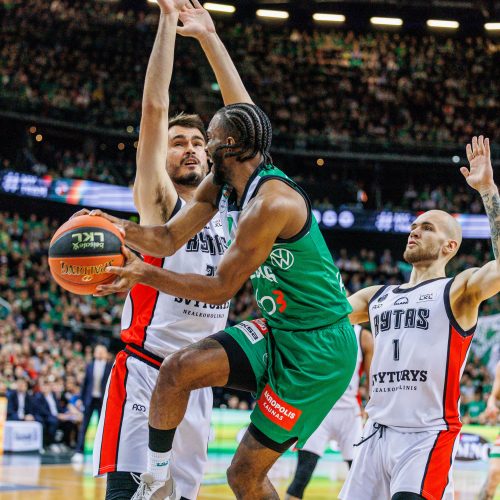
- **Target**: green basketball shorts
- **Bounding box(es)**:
[220,317,358,448]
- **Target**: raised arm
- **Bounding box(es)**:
[452,136,500,313]
[134,0,188,225]
[177,1,253,105]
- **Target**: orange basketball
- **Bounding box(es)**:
[48,215,125,295]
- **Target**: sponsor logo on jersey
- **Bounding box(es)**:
[373,308,430,336]
[186,232,227,255]
[173,297,230,319]
[372,369,428,384]
[251,265,278,283]
[418,292,436,302]
[371,369,428,393]
[257,384,302,431]
[132,404,146,412]
[235,321,266,344]
[270,248,294,270]
[378,293,388,303]
[251,318,268,335]
[394,297,409,305]
[174,297,230,310]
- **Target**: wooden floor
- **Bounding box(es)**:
[0,455,498,499]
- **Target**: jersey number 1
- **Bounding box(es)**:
[393,339,400,361]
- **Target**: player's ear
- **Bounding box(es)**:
[444,239,458,256]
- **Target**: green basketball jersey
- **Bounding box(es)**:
[217,164,351,331]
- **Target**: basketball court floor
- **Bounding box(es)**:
[0,453,498,499]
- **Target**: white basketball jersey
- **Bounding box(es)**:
[121,199,229,358]
[366,277,475,431]
[334,325,363,409]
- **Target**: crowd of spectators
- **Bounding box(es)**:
[1,0,499,147]
[0,141,489,217]
[1,210,498,449]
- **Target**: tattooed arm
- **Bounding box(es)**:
[452,136,500,315]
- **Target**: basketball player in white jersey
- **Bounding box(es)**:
[285,325,373,500]
[339,135,500,500]
[71,1,253,498]
[479,361,499,500]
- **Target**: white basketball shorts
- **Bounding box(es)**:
[339,419,460,500]
[301,405,362,461]
[93,348,213,500]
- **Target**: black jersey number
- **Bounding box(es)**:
[393,339,400,361]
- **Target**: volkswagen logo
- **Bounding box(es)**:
[270,248,294,270]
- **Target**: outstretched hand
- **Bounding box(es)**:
[461,135,494,194]
[177,0,216,40]
[157,0,191,15]
[70,208,127,238]
[94,246,145,296]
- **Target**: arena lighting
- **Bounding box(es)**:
[203,3,235,14]
[427,19,459,29]
[485,23,500,31]
[313,13,345,23]
[370,17,403,26]
[256,9,289,19]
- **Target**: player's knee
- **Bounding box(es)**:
[158,350,192,389]
[226,462,242,493]
[226,460,252,494]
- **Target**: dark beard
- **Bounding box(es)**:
[403,246,440,264]
[172,171,202,187]
[212,149,230,186]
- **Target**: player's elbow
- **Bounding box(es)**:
[209,281,234,305]
[211,290,232,306]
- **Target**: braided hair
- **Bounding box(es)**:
[215,103,273,165]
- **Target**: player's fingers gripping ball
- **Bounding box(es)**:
[48,214,125,295]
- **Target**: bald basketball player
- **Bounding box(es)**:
[340,136,500,500]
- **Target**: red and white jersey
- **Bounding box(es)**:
[366,277,475,431]
[334,324,363,409]
[121,199,230,358]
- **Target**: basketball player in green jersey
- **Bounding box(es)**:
[90,3,358,499]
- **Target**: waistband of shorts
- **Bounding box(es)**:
[125,344,164,369]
